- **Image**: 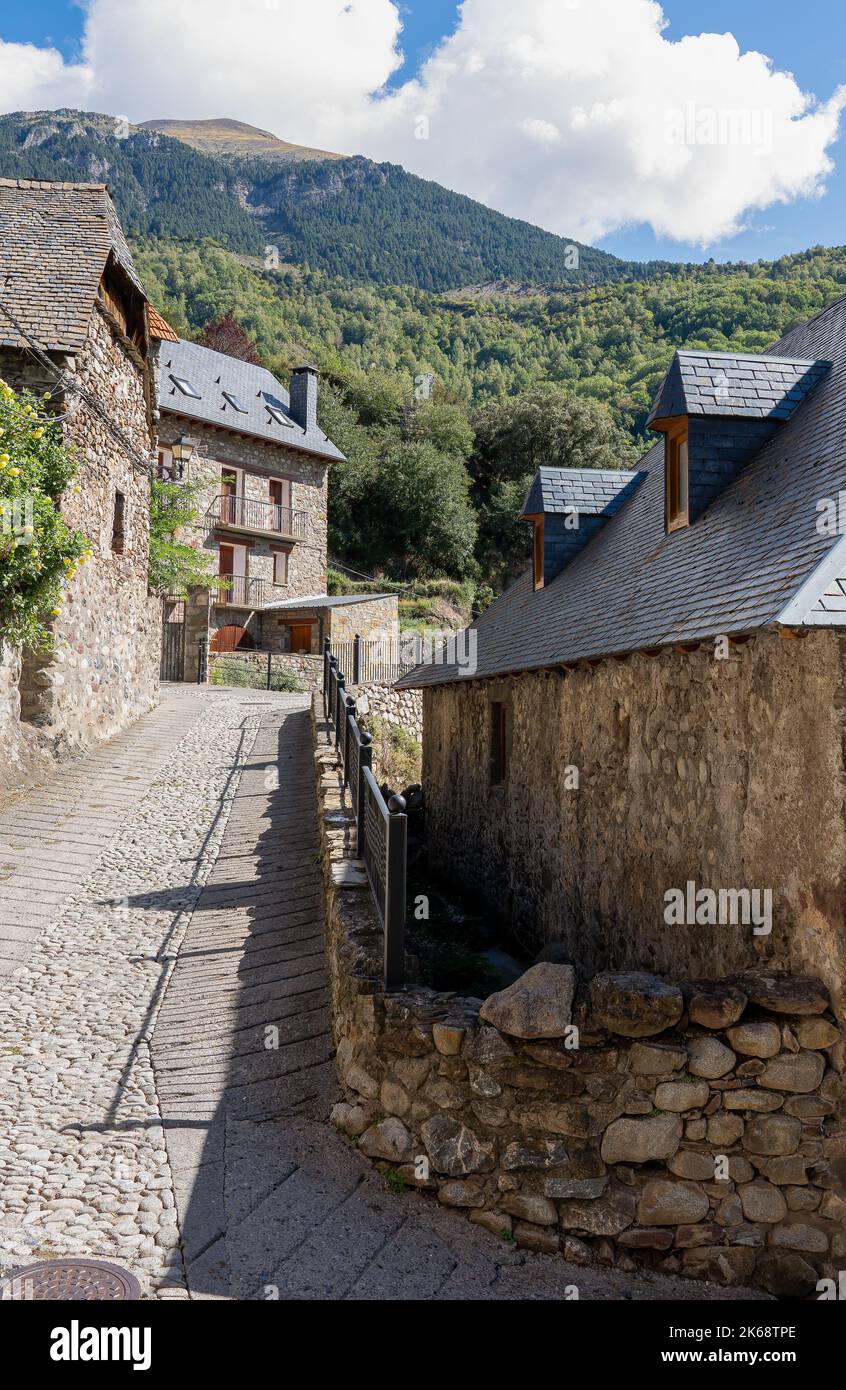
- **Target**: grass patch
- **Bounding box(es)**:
[365,716,422,789]
[210,656,305,692]
[383,1167,407,1195]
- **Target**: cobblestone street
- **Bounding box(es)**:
[0,689,762,1300]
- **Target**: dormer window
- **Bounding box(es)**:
[665,421,689,533]
[520,468,644,589]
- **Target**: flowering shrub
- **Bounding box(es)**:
[0,380,89,649]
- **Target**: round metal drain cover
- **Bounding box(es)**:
[1,1259,141,1301]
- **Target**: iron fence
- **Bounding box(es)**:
[209,494,308,539]
[323,641,407,990]
[331,634,417,685]
[212,575,286,609]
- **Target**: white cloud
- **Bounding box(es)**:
[0,0,843,246]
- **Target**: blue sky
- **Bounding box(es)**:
[2,0,844,267]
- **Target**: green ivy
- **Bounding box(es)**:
[0,382,89,650]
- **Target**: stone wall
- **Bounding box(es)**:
[329,596,399,643]
[156,414,330,601]
[0,642,46,797]
[352,682,423,742]
[421,629,846,1022]
[8,304,159,759]
[313,701,845,1297]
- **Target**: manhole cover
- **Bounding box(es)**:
[0,1259,141,1301]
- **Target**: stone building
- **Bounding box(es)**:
[151,326,396,675]
[398,295,846,1021]
[0,179,160,789]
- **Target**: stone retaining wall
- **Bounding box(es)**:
[313,701,846,1298]
[352,682,423,741]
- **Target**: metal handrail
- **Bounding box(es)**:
[323,640,407,989]
[212,575,286,608]
[209,494,308,539]
[361,766,407,991]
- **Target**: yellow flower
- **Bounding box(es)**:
[31,427,44,439]
[8,467,21,478]
[51,607,62,616]
[0,454,9,465]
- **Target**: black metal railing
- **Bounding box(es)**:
[209,494,308,539]
[212,575,286,609]
[323,641,407,990]
[331,633,417,685]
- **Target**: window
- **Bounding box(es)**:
[111,489,126,554]
[169,375,202,399]
[532,516,545,591]
[263,397,293,428]
[489,701,509,786]
[222,390,248,414]
[666,421,689,532]
[272,549,289,585]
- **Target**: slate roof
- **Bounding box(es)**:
[264,593,395,612]
[646,349,830,427]
[398,295,846,690]
[521,467,644,518]
[157,338,345,462]
[0,179,146,355]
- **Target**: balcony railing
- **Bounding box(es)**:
[209,494,308,539]
[213,576,285,609]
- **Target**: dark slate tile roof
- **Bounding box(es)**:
[0,179,146,355]
[521,467,644,517]
[264,593,395,612]
[157,338,345,462]
[398,295,846,690]
[646,349,830,427]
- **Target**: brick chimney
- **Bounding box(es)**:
[289,364,319,431]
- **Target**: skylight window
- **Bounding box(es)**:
[169,375,201,399]
[222,391,249,414]
[265,404,292,427]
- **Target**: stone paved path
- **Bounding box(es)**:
[0,689,762,1300]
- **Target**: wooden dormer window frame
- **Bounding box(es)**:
[528,514,544,591]
[665,418,689,533]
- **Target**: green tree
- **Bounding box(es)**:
[407,399,474,458]
[148,479,219,595]
[363,440,477,579]
[471,385,638,488]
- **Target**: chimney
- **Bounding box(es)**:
[289,364,319,431]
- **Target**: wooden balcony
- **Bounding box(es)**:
[208,494,308,540]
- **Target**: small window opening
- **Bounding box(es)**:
[111,489,126,554]
[490,701,509,786]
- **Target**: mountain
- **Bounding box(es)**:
[0,109,671,291]
[0,109,264,252]
[138,117,344,163]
